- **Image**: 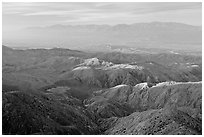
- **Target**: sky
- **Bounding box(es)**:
[2,2,202,32]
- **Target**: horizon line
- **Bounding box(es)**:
[25,21,202,29]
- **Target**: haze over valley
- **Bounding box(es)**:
[3,22,202,53]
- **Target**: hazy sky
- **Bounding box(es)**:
[3,2,202,32]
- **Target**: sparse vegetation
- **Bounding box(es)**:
[2,45,202,135]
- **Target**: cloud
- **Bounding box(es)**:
[3,2,201,17]
[2,2,42,15]
[131,2,202,15]
[2,2,202,27]
[22,10,86,16]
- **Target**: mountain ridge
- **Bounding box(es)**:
[3,22,201,51]
[26,22,201,30]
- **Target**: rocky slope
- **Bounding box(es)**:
[102,107,202,135]
[2,89,99,135]
[84,81,202,135]
[86,81,201,117]
[2,80,202,135]
[2,46,202,135]
[2,46,86,91]
[63,57,201,88]
[3,46,201,92]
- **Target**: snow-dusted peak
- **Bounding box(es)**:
[111,84,129,89]
[170,51,179,54]
[186,64,199,68]
[177,81,202,85]
[134,82,149,90]
[107,64,143,70]
[72,66,91,71]
[73,57,143,71]
[101,60,113,67]
[84,58,100,66]
[154,81,177,87]
[78,57,113,67]
[152,81,202,88]
[191,65,199,68]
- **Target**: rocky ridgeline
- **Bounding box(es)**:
[68,57,201,88]
[2,81,202,135]
[84,81,202,135]
[2,46,202,135]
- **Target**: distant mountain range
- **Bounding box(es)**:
[3,22,202,51]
